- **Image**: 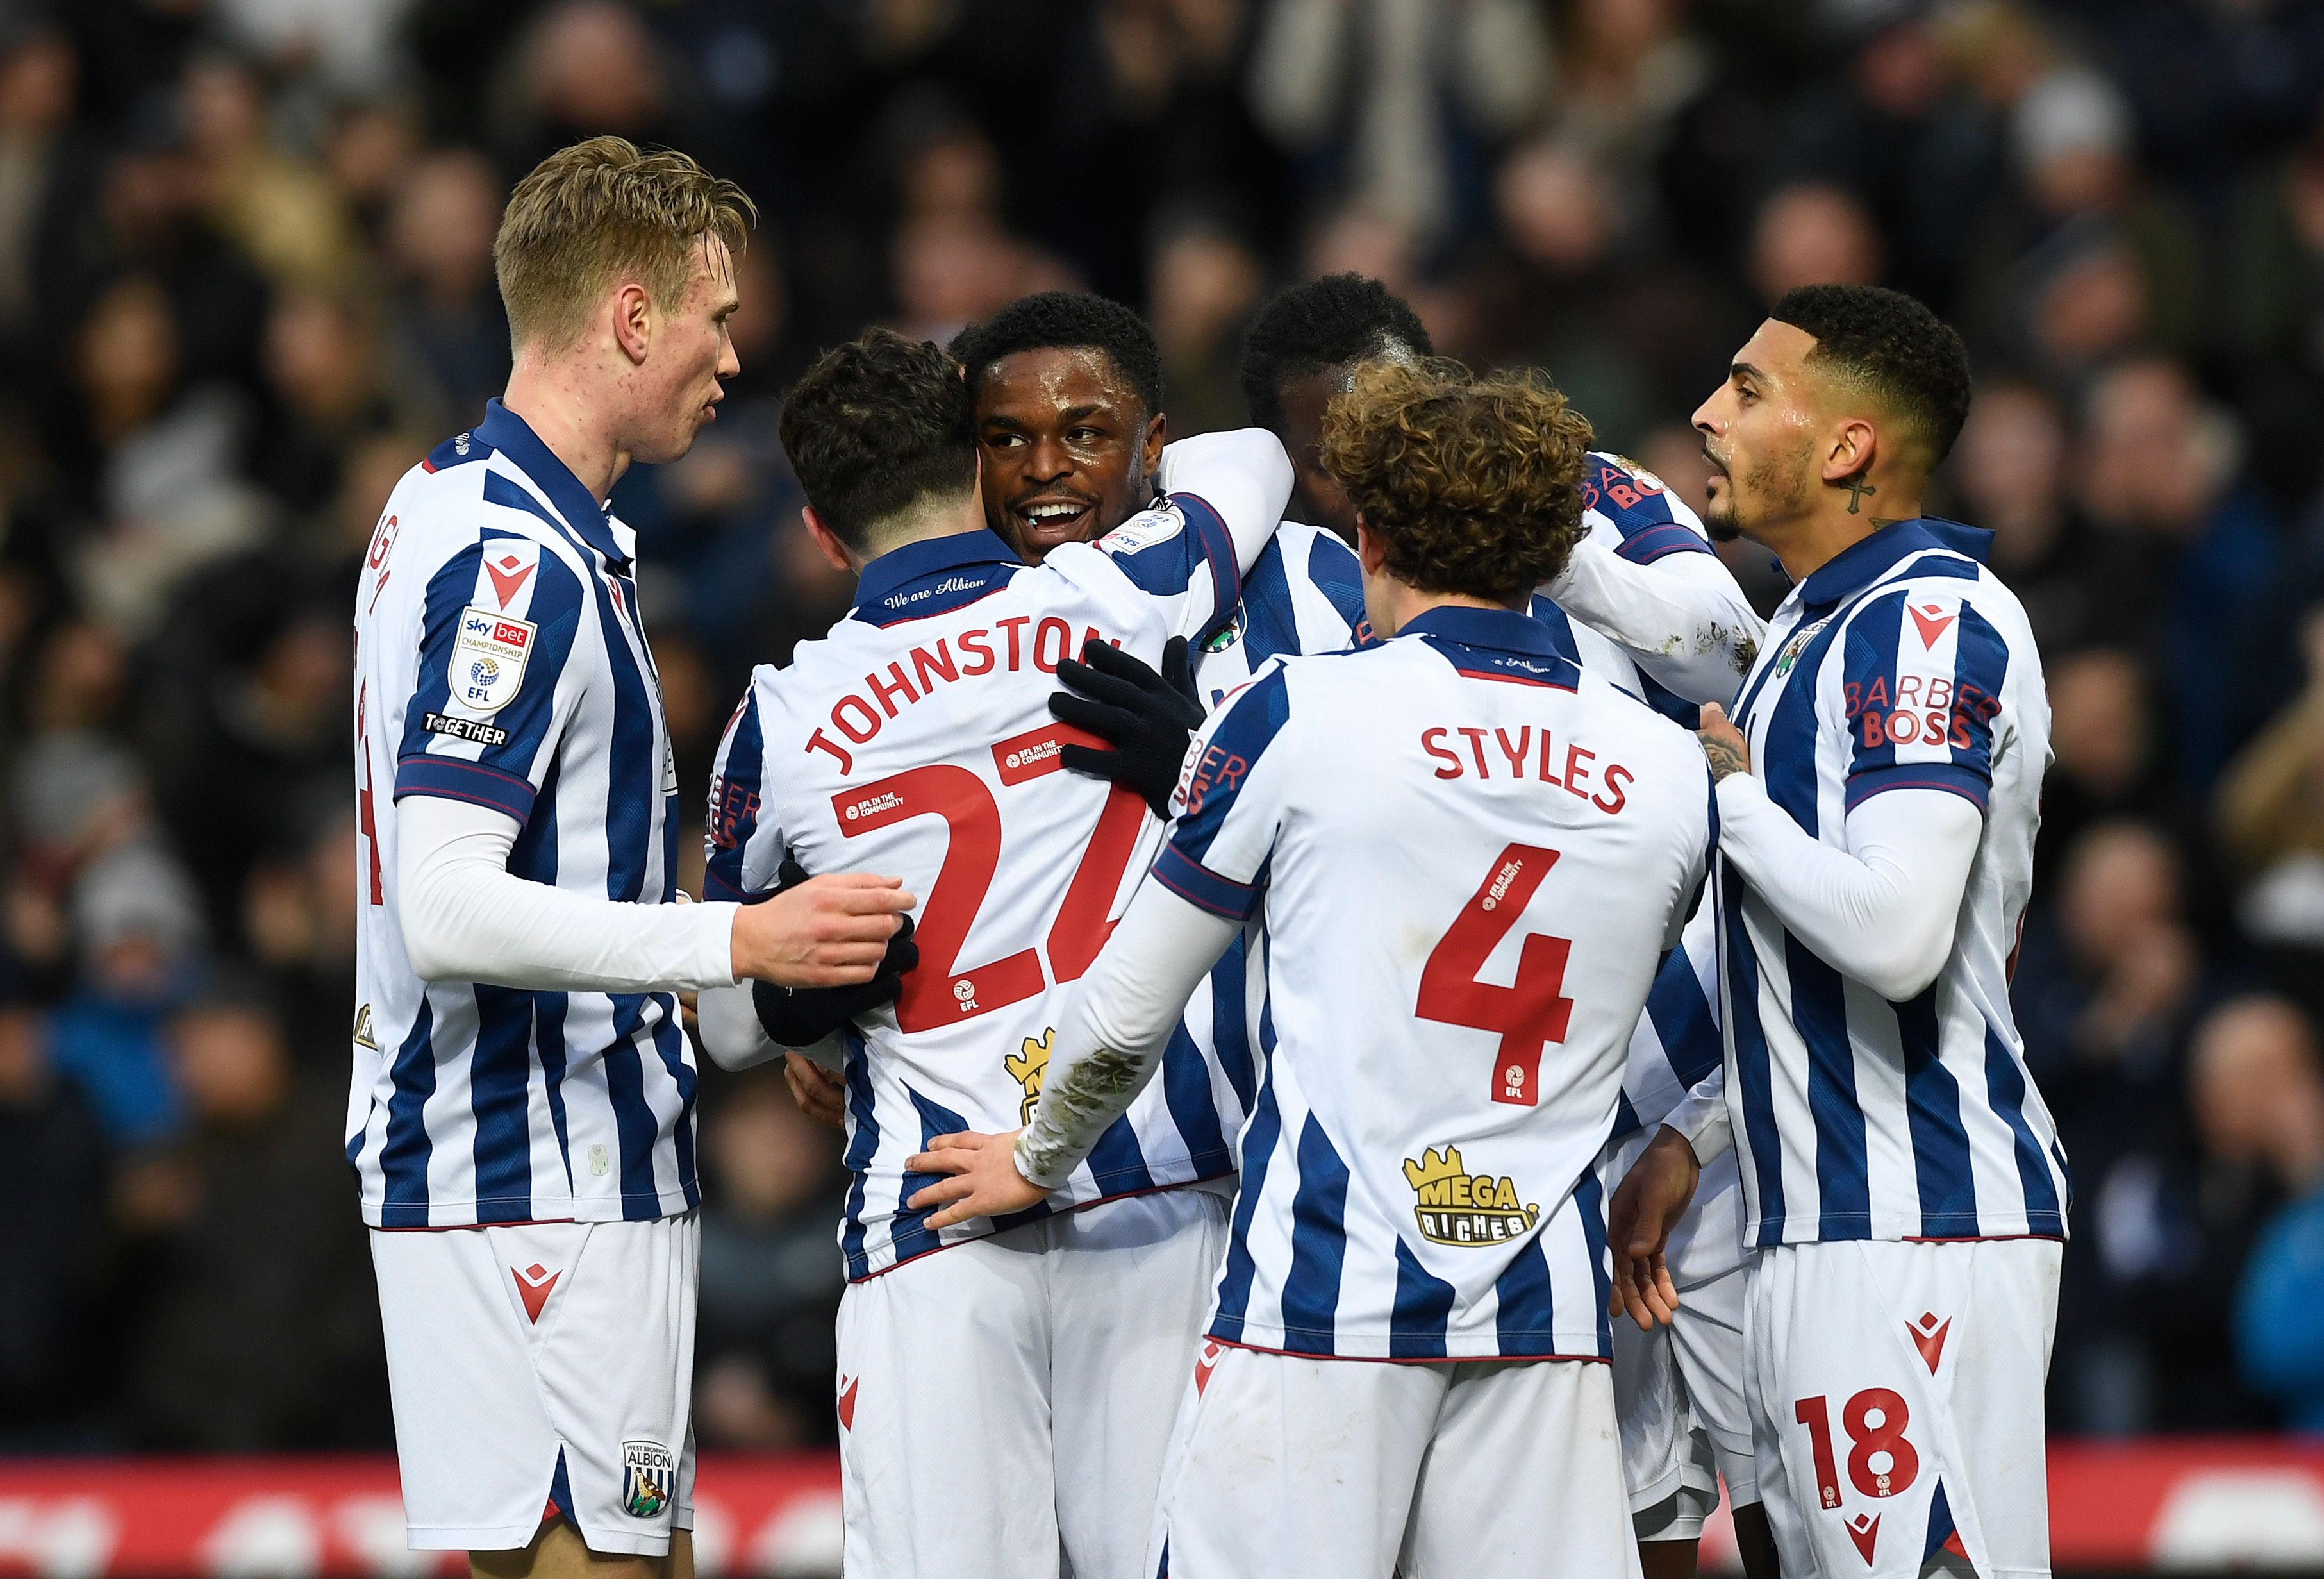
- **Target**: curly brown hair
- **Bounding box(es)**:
[1320,358,1595,603]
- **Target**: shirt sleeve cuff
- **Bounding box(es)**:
[1152,844,1258,919]
[1843,760,1991,814]
[1664,1082,1733,1164]
[395,755,537,824]
[685,900,742,989]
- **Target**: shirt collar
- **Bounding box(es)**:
[852,528,1023,613]
[1397,604,1568,658]
[1793,516,1992,614]
[474,398,630,567]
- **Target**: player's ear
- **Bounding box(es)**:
[1354,515,1388,576]
[1820,416,1876,485]
[1140,409,1166,478]
[613,280,654,365]
[801,506,858,574]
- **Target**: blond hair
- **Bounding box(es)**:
[493,136,755,353]
[1321,358,1595,602]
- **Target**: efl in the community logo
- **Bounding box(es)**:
[621,1440,675,1518]
[1402,1144,1539,1246]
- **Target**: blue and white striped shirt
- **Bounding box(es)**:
[349,400,697,1228]
[1161,607,1716,1361]
[1714,518,2068,1245]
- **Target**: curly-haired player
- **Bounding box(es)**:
[910,360,1718,1579]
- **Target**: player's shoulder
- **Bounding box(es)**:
[389,432,587,573]
[1843,542,2038,653]
[1581,450,1711,560]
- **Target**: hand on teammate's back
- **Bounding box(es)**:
[783,1052,847,1128]
[903,1130,1048,1227]
[729,871,917,987]
[752,858,923,1045]
[1050,636,1205,818]
[1606,1126,1703,1331]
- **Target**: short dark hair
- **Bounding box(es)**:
[1769,283,1973,471]
[779,328,975,551]
[948,291,1165,422]
[1240,273,1434,432]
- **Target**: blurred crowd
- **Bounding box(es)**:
[8,0,2324,1451]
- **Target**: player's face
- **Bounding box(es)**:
[1274,369,1357,540]
[1691,319,1822,545]
[632,235,742,466]
[971,347,1166,564]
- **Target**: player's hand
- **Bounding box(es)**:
[1697,703,1752,783]
[729,873,917,987]
[751,860,922,1043]
[1607,1125,1702,1331]
[1050,636,1204,819]
[783,1051,846,1129]
[902,1130,1046,1228]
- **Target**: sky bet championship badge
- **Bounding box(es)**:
[451,606,535,714]
[621,1439,676,1518]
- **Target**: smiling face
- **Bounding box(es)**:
[627,233,742,465]
[1689,318,1823,545]
[969,346,1166,562]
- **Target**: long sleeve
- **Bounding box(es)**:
[1663,1064,1733,1165]
[696,980,779,1071]
[1713,778,1982,1003]
[1547,535,1764,708]
[397,792,738,992]
[1012,878,1245,1189]
[1156,428,1296,577]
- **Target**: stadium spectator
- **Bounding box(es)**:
[0,0,2321,1459]
[695,1073,849,1450]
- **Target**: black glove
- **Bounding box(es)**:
[1049,635,1204,817]
[750,857,920,1047]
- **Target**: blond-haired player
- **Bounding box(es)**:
[351,138,911,1578]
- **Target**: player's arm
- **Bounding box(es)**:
[904,878,1241,1224]
[1545,460,1764,708]
[398,798,913,991]
[1708,763,1979,1001]
[1154,426,1295,576]
[906,665,1294,1222]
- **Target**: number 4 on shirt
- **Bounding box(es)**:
[1416,843,1575,1105]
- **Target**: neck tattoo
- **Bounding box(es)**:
[1842,475,1877,514]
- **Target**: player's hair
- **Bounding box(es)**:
[1769,283,1973,472]
[494,136,754,353]
[1240,273,1434,433]
[779,328,976,553]
[948,291,1165,423]
[1322,358,1593,603]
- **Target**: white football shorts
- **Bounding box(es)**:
[1602,1129,1755,1541]
[1151,1346,1641,1579]
[834,1181,1230,1579]
[1745,1237,2061,1578]
[369,1214,698,1557]
[1613,1241,1756,1541]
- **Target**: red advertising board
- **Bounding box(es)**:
[8,1442,2324,1574]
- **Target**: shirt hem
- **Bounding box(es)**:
[362,1187,696,1229]
[845,1169,1233,1283]
[1201,1333,1611,1365]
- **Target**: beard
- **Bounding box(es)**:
[1707,442,1814,543]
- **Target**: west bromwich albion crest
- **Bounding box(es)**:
[451,606,535,714]
[621,1439,676,1518]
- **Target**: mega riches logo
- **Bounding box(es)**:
[1402,1145,1540,1247]
[1006,1030,1052,1124]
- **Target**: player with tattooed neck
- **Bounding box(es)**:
[1613,285,2066,1579]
